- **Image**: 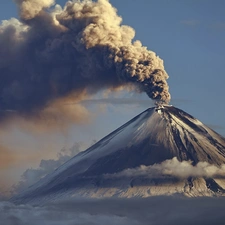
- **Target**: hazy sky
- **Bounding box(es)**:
[0,0,224,190]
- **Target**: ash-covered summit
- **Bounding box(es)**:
[12,106,225,204]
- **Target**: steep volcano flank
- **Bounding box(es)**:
[11,106,225,204]
[78,106,225,177]
[162,106,225,166]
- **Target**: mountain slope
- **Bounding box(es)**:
[12,105,225,204]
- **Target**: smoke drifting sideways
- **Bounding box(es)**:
[106,157,225,179]
[0,0,170,126]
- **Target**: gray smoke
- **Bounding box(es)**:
[0,0,170,124]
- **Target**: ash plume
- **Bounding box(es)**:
[0,0,170,124]
[14,0,55,20]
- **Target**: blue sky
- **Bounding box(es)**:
[0,0,225,187]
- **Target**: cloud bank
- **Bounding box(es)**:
[107,157,225,179]
[1,197,225,225]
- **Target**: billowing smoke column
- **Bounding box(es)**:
[0,0,170,123]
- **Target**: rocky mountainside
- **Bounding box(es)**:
[12,105,225,204]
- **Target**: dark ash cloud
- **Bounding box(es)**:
[0,0,170,127]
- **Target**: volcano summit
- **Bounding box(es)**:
[12,105,225,204]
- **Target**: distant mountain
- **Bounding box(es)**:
[12,105,225,204]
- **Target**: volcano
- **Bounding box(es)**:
[12,105,225,204]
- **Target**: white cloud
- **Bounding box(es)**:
[106,157,225,179]
[11,142,85,195]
